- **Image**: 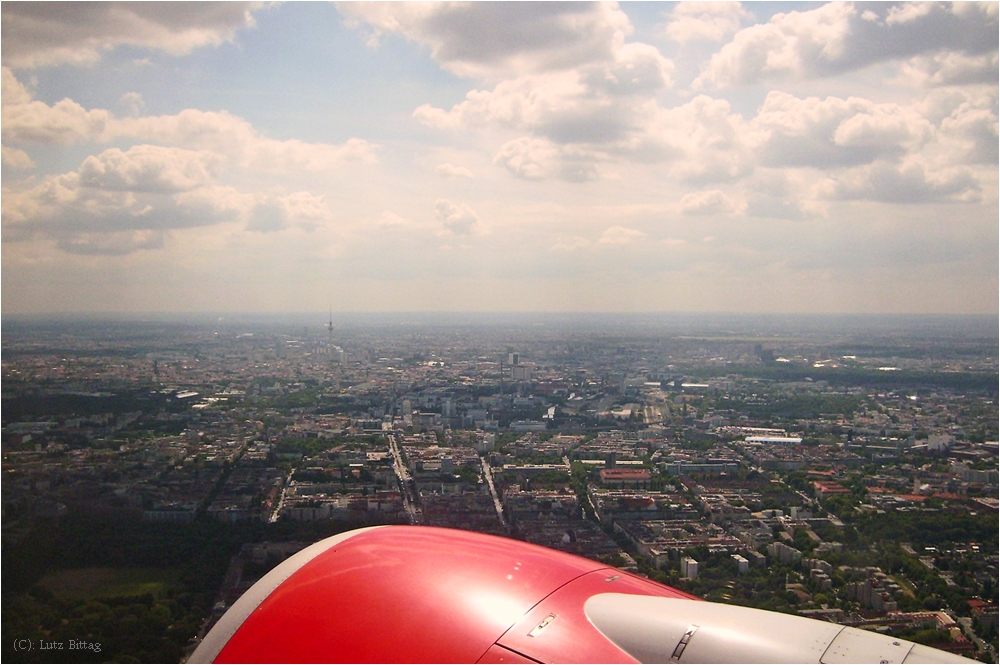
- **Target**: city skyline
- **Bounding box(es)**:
[2,2,998,315]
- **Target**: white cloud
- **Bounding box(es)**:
[373,211,416,229]
[246,201,287,233]
[743,170,825,220]
[77,145,223,193]
[120,92,145,117]
[680,190,739,215]
[1,152,254,253]
[1,70,380,171]
[435,199,479,235]
[434,162,474,178]
[696,1,998,88]
[896,52,1000,88]
[696,2,856,87]
[493,136,602,182]
[664,2,751,44]
[1,67,32,104]
[818,159,981,204]
[2,145,35,169]
[550,235,591,252]
[2,67,113,145]
[117,110,378,172]
[414,47,672,143]
[339,2,633,80]
[642,95,753,183]
[57,229,166,256]
[885,2,936,26]
[599,225,646,245]
[750,91,933,168]
[1,2,264,68]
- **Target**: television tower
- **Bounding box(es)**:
[326,307,334,354]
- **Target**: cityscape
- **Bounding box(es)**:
[2,313,997,662]
[2,2,998,662]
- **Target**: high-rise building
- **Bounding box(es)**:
[681,556,699,579]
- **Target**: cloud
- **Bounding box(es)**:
[246,202,288,233]
[680,190,739,215]
[2,68,112,145]
[120,91,145,117]
[744,171,823,220]
[493,136,601,182]
[435,162,474,178]
[373,211,416,229]
[57,229,165,256]
[750,91,933,168]
[1,146,255,253]
[2,169,250,238]
[77,145,223,193]
[1,2,264,68]
[818,159,981,204]
[599,225,646,245]
[414,46,672,144]
[551,235,591,252]
[885,2,937,26]
[641,95,753,183]
[664,2,751,44]
[896,52,1000,88]
[1,70,380,170]
[435,199,479,235]
[339,2,633,80]
[696,2,998,88]
[115,110,379,171]
[2,145,35,169]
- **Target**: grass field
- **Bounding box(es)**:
[38,566,181,601]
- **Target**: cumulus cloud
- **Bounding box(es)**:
[664,2,751,44]
[435,162,474,178]
[896,52,1000,88]
[493,136,601,182]
[2,68,112,144]
[598,225,646,245]
[339,2,633,80]
[750,91,933,168]
[57,229,165,256]
[641,95,753,183]
[77,145,223,193]
[2,168,249,239]
[818,159,981,204]
[680,190,739,215]
[115,110,379,171]
[120,91,145,117]
[1,2,264,68]
[2,145,35,169]
[373,211,416,229]
[744,171,823,220]
[426,86,752,184]
[246,202,288,233]
[1,145,256,253]
[435,199,479,235]
[550,235,591,252]
[696,1,998,88]
[1,69,380,170]
[414,47,672,144]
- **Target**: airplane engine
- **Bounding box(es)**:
[190,525,975,664]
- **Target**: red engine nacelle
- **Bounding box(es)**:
[190,526,975,664]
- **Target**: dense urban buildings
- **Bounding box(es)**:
[2,313,997,663]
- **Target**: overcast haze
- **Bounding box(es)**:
[2,1,997,315]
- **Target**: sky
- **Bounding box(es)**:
[1,2,997,316]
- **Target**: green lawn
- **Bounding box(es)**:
[38,566,181,601]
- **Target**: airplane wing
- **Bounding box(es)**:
[189,525,976,664]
